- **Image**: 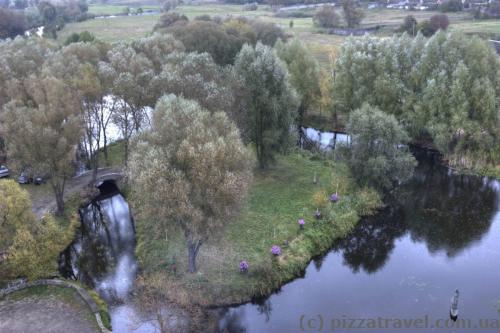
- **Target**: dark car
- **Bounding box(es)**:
[18,170,46,185]
[0,165,10,178]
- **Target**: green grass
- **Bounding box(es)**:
[98,140,126,168]
[451,20,500,37]
[57,14,159,43]
[88,4,160,16]
[136,152,382,306]
[1,285,100,330]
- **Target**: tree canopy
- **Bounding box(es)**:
[234,42,298,168]
[128,95,254,273]
[333,32,500,169]
[346,104,416,191]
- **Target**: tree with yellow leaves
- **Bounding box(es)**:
[0,180,76,281]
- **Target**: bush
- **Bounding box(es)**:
[440,0,463,12]
[313,5,341,28]
[399,15,418,36]
[275,10,314,18]
[243,2,258,11]
[63,30,95,45]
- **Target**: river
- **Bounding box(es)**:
[62,135,500,333]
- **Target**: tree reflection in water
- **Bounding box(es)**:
[333,149,498,274]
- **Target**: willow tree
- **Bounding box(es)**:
[128,95,253,273]
[2,70,83,215]
[276,39,321,126]
[234,42,298,168]
[347,104,416,191]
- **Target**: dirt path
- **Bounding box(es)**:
[0,290,100,333]
[32,167,122,219]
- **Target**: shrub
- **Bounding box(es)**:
[313,5,341,28]
[243,2,258,11]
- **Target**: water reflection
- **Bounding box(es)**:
[332,206,407,274]
[59,181,137,302]
[333,149,498,275]
[219,148,500,332]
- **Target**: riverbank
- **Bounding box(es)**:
[135,152,382,307]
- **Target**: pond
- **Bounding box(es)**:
[218,148,500,333]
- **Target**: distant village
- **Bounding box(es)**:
[371,0,496,11]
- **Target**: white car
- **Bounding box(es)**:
[0,165,10,178]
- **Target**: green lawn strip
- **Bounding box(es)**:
[136,152,382,306]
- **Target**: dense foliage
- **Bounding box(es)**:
[128,95,254,273]
[155,15,286,65]
[234,42,298,168]
[276,39,321,125]
[313,5,341,29]
[0,8,26,39]
[346,104,416,190]
[333,32,500,170]
[0,180,76,281]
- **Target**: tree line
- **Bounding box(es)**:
[0,0,91,40]
[333,31,500,174]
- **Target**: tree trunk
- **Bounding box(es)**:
[187,239,202,273]
[53,185,65,216]
[103,131,108,163]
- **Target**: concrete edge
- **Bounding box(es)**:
[0,278,112,333]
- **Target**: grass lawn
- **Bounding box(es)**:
[136,152,382,306]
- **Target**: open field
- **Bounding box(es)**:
[57,14,160,43]
[56,3,498,68]
[88,4,160,16]
[451,20,500,37]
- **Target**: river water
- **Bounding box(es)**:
[62,138,500,332]
[218,149,500,333]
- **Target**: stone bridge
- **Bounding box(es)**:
[91,168,124,187]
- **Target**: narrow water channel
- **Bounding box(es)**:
[60,181,137,303]
[62,133,500,333]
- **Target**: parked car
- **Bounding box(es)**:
[0,165,10,178]
[18,171,33,184]
[18,170,46,185]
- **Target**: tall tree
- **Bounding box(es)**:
[107,43,154,164]
[234,42,298,168]
[0,8,26,40]
[2,70,83,215]
[128,95,253,273]
[346,104,416,191]
[47,42,111,179]
[341,0,365,28]
[313,5,341,28]
[276,39,321,126]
